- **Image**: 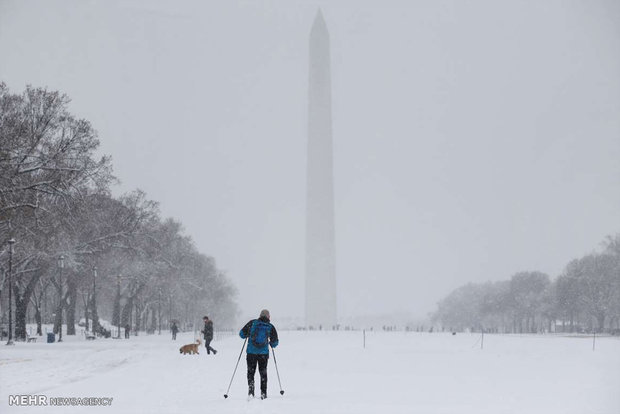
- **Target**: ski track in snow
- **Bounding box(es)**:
[1,331,619,414]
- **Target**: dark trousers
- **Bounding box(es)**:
[172,332,177,340]
[204,338,217,354]
[246,353,268,395]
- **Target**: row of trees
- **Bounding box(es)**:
[0,83,238,341]
[432,235,620,333]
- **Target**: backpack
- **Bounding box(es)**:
[251,321,270,347]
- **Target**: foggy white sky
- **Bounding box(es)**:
[1,0,618,322]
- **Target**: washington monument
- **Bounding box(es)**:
[305,10,337,328]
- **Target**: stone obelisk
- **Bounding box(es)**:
[305,9,337,329]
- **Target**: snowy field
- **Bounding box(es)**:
[1,330,619,414]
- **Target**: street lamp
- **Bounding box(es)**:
[6,238,16,346]
[92,266,98,335]
[158,288,162,335]
[57,255,65,342]
[116,274,121,339]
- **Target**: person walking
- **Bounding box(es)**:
[124,324,130,339]
[202,316,217,355]
[171,322,179,340]
[239,309,279,399]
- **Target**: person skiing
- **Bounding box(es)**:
[202,316,217,355]
[171,322,179,340]
[239,309,279,399]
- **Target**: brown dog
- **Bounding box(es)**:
[179,339,202,355]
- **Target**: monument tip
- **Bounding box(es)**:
[312,8,327,30]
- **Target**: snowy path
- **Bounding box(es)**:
[1,331,619,413]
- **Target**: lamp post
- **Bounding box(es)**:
[116,274,121,339]
[57,255,65,342]
[158,288,162,335]
[92,266,98,335]
[6,238,16,346]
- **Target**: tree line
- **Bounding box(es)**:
[432,235,620,334]
[0,83,238,341]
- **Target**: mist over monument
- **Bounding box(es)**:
[305,9,337,328]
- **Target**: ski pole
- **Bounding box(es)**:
[271,346,285,395]
[224,337,247,399]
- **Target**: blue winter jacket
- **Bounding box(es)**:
[239,317,279,355]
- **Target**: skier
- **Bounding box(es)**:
[171,322,179,340]
[202,316,217,355]
[239,309,279,399]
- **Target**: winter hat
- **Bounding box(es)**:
[259,309,270,319]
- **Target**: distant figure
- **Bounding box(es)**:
[124,324,130,339]
[239,309,279,399]
[171,322,179,340]
[201,316,217,355]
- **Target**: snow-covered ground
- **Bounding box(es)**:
[1,330,619,413]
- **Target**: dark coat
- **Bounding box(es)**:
[203,320,214,340]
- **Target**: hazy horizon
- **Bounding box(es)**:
[1,0,618,323]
